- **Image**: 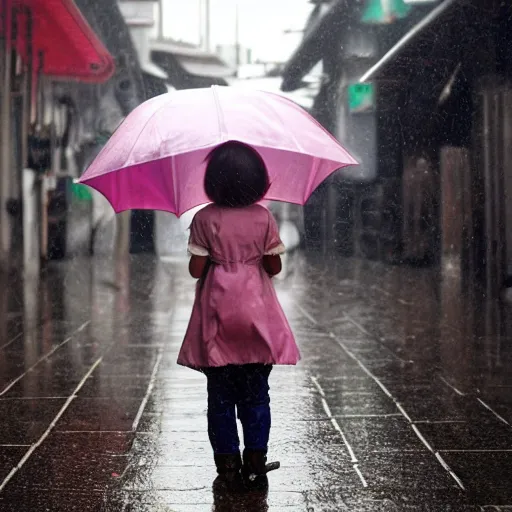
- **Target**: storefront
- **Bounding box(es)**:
[150,39,233,89]
[0,0,115,273]
[281,0,439,259]
[360,0,512,296]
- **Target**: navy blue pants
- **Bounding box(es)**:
[204,364,272,455]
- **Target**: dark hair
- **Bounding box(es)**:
[204,141,269,207]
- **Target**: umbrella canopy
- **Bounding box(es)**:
[79,86,357,216]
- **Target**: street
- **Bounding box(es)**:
[0,253,511,511]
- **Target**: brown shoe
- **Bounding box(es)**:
[214,453,242,485]
[242,450,280,488]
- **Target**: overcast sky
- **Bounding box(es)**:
[162,0,313,62]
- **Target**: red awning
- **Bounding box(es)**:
[8,0,115,83]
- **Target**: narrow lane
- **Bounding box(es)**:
[0,255,510,510]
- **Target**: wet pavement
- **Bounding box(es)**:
[0,252,511,511]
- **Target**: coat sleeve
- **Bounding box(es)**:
[264,210,285,255]
[188,213,210,257]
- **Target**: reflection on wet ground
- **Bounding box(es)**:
[0,253,511,511]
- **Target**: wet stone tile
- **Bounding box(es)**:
[0,350,31,375]
[345,343,406,364]
[108,489,212,508]
[351,490,478,512]
[300,357,368,379]
[322,391,398,417]
[476,391,512,425]
[157,415,209,434]
[149,389,206,408]
[102,347,161,365]
[4,254,512,510]
[115,488,306,509]
[137,412,164,435]
[123,464,213,491]
[4,370,85,397]
[358,452,463,492]
[157,397,207,416]
[0,491,107,512]
[0,398,65,443]
[271,395,322,420]
[97,363,159,378]
[442,452,512,503]
[57,397,143,432]
[419,421,512,451]
[8,452,129,491]
[366,360,439,386]
[314,374,384,394]
[0,319,24,345]
[0,446,26,481]
[387,388,493,422]
[41,431,134,456]
[305,490,401,512]
[261,466,344,493]
[337,417,428,453]
[79,375,151,398]
[269,419,351,453]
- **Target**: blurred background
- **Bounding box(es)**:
[3,2,512,508]
[0,0,509,302]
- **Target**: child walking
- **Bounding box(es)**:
[177,141,301,487]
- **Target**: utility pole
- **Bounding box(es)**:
[158,0,164,39]
[199,0,203,48]
[235,0,240,69]
[204,0,210,52]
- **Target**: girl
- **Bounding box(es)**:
[177,141,301,487]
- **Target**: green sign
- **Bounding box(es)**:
[70,182,93,202]
[361,0,412,24]
[348,83,375,113]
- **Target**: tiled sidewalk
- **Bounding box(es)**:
[0,255,510,510]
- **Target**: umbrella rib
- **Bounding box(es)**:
[114,100,173,211]
[304,157,320,203]
[171,155,179,215]
[212,86,227,142]
[265,95,305,154]
[123,97,175,172]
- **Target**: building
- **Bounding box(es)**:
[361,0,512,299]
[281,0,443,259]
[151,39,233,89]
[283,0,512,299]
[0,0,120,275]
[216,43,252,72]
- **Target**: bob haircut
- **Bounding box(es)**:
[204,141,270,208]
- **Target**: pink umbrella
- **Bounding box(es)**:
[78,86,357,216]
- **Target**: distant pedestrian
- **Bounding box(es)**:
[177,141,301,488]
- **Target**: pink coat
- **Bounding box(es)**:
[177,204,301,369]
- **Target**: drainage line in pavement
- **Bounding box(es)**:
[335,338,466,491]
[435,452,465,490]
[439,376,466,396]
[132,350,164,431]
[341,313,412,364]
[476,398,510,426]
[0,320,91,396]
[310,376,367,488]
[0,356,103,493]
[295,301,466,492]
